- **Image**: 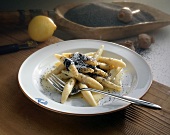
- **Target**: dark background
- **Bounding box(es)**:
[0,0,169,14]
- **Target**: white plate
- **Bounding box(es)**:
[18,39,152,115]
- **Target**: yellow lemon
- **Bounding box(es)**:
[28,15,57,42]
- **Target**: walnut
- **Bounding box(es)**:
[138,34,154,49]
[117,7,133,23]
[118,40,135,51]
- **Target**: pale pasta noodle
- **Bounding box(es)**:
[79,83,97,107]
[61,78,76,103]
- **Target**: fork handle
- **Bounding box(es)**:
[83,88,161,109]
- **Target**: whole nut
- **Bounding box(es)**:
[117,7,133,23]
[118,40,135,51]
[138,34,154,49]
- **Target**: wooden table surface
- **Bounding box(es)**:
[0,25,170,135]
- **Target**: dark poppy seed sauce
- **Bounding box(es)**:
[63,58,74,70]
[70,52,95,72]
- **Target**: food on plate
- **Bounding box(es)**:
[98,56,126,68]
[46,45,126,106]
[61,78,76,104]
[28,15,57,42]
[55,54,79,77]
[79,83,98,107]
[61,70,103,90]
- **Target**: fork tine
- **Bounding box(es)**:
[47,77,63,93]
[48,74,79,95]
[51,74,65,88]
[52,73,65,86]
[49,77,63,89]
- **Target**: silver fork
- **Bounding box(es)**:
[47,73,161,109]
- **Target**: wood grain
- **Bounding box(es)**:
[0,27,169,135]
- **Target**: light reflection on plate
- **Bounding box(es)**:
[18,39,152,115]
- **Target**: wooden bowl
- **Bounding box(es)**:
[54,2,170,41]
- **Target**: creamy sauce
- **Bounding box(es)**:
[113,69,123,86]
[63,58,73,70]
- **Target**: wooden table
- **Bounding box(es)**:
[0,25,170,135]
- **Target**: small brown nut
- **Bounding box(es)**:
[117,7,133,23]
[118,40,135,51]
[119,40,133,47]
[138,34,154,49]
